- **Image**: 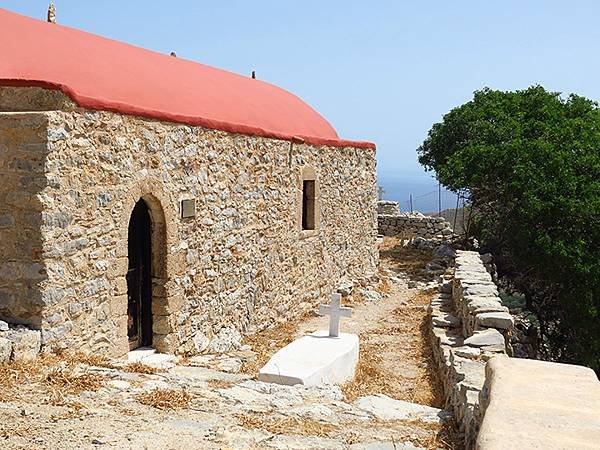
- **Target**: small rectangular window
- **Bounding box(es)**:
[302,180,316,230]
[181,199,196,219]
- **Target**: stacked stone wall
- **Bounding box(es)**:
[0,112,49,327]
[0,87,378,358]
[377,201,453,239]
[376,200,400,215]
[428,250,514,449]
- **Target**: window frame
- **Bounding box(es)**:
[297,166,320,238]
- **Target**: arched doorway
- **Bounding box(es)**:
[127,199,153,349]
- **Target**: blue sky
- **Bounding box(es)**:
[3,1,600,207]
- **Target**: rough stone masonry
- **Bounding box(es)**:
[377,200,453,240]
[0,87,379,359]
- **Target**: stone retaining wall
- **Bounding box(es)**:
[428,250,514,449]
[377,201,453,239]
[476,357,600,449]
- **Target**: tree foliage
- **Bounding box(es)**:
[418,86,600,371]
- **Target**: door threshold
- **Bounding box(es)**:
[127,347,177,369]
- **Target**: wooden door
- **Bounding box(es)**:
[127,200,153,349]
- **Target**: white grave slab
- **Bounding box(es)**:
[259,293,359,386]
[258,330,359,386]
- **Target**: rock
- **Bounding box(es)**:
[453,346,481,359]
[476,311,514,330]
[337,281,354,297]
[432,313,460,328]
[480,253,493,264]
[355,394,447,424]
[128,348,177,369]
[106,380,131,391]
[48,127,69,142]
[425,261,445,272]
[173,365,250,383]
[440,282,452,294]
[218,385,272,412]
[433,244,456,260]
[8,329,41,361]
[140,379,171,391]
[289,404,335,421]
[217,357,242,373]
[209,327,242,353]
[477,357,600,450]
[357,289,382,302]
[0,337,12,363]
[432,327,464,347]
[0,320,9,331]
[464,329,505,349]
[192,331,210,353]
[377,201,400,215]
[465,297,507,314]
[266,435,344,450]
[350,442,424,450]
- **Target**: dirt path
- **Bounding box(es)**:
[295,277,442,406]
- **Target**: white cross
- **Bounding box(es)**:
[318,293,352,337]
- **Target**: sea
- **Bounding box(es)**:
[377,170,458,214]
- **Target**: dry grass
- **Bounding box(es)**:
[374,419,458,450]
[45,367,106,395]
[71,353,119,369]
[123,362,161,374]
[0,351,112,403]
[206,379,236,389]
[237,413,456,450]
[237,414,338,438]
[341,337,390,402]
[379,237,434,281]
[136,388,191,410]
[342,289,444,407]
[0,360,41,401]
[0,421,32,439]
[241,311,312,375]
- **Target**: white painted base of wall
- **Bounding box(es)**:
[258,331,359,386]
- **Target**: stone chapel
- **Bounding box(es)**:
[0,8,378,357]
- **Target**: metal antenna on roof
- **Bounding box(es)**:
[47,2,56,23]
[251,71,256,79]
[170,51,177,57]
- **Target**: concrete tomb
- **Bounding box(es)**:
[259,293,359,386]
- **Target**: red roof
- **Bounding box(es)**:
[0,8,374,149]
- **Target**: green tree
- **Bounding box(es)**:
[418,86,600,372]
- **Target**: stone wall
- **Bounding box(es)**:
[428,250,513,449]
[0,112,49,328]
[376,200,400,215]
[377,202,453,239]
[0,87,378,358]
